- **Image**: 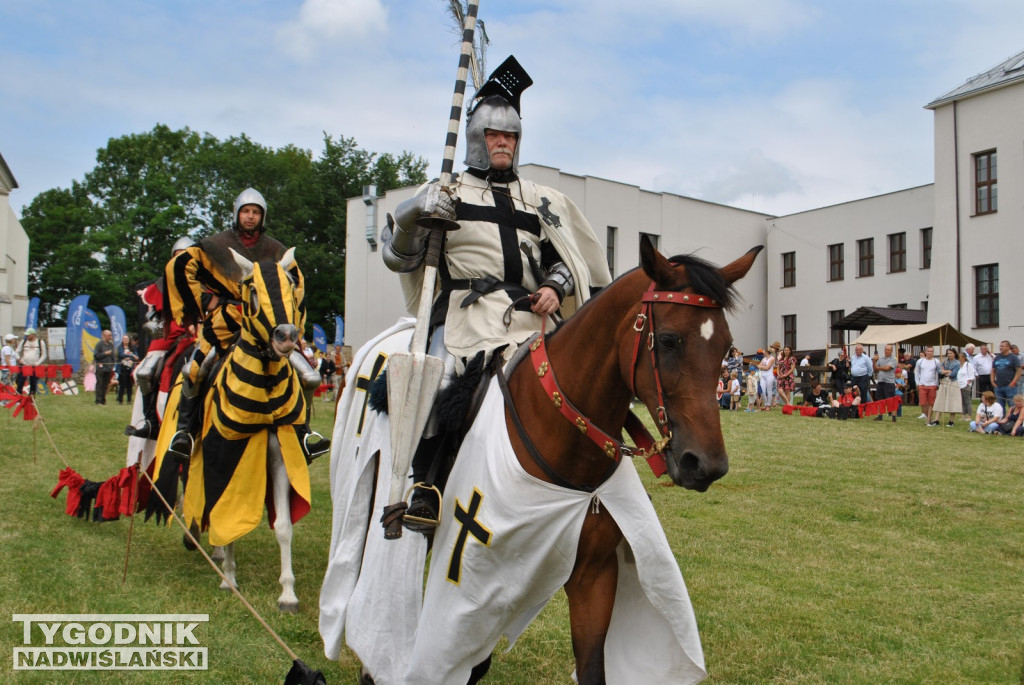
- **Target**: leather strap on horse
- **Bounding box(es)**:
[528,322,668,478]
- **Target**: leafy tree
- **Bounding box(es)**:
[22,124,427,332]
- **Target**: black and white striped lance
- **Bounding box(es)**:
[440,0,479,183]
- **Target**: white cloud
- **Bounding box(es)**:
[275,0,388,61]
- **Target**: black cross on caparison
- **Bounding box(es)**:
[447,488,492,585]
[354,352,387,436]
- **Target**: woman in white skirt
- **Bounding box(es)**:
[929,347,964,426]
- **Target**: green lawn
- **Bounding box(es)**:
[1,393,1022,684]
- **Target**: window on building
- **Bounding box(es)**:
[828,243,844,282]
[920,227,932,269]
[888,303,907,310]
[783,315,797,350]
[975,264,999,327]
[974,150,997,215]
[782,251,796,288]
[606,226,617,277]
[921,301,928,313]
[828,310,845,346]
[888,232,906,273]
[640,232,660,251]
[857,238,874,277]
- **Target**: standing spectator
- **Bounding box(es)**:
[849,343,873,403]
[956,350,977,419]
[758,343,779,410]
[115,334,139,405]
[827,347,850,398]
[991,340,1022,412]
[1012,344,1024,397]
[776,346,796,406]
[729,371,741,410]
[333,344,347,395]
[726,347,744,387]
[973,344,995,395]
[969,391,1003,433]
[1,333,17,386]
[16,328,47,395]
[873,343,899,422]
[745,363,759,412]
[914,346,941,421]
[898,348,916,406]
[92,329,117,405]
[893,367,906,417]
[929,347,962,427]
[319,353,336,402]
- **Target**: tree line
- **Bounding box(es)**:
[21,124,428,334]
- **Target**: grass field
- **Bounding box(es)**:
[1,391,1023,684]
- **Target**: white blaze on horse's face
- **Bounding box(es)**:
[700,318,714,341]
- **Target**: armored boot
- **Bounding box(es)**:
[124,389,161,440]
[167,390,200,463]
[297,425,330,464]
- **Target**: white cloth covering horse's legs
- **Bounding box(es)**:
[269,432,298,612]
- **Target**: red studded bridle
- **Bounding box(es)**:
[528,281,723,479]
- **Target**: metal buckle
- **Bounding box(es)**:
[656,406,668,425]
[633,312,647,332]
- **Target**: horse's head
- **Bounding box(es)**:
[230,247,303,360]
[632,236,762,491]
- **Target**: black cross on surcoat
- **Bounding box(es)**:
[354,352,387,436]
[447,488,492,584]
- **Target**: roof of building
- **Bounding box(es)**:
[0,152,18,190]
[831,306,928,331]
[926,48,1024,109]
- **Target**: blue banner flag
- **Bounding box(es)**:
[104,305,127,344]
[25,297,40,330]
[64,295,91,372]
[334,316,344,346]
[312,324,327,353]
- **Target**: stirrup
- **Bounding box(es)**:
[168,431,195,463]
[302,431,331,464]
[402,482,442,533]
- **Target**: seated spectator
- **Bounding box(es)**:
[716,369,730,410]
[969,391,1003,434]
[831,383,861,420]
[995,394,1024,436]
[803,379,833,418]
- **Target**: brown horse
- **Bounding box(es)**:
[322,236,761,684]
[497,236,762,683]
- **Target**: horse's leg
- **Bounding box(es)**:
[211,546,225,562]
[269,434,298,613]
[564,508,623,685]
[219,542,236,590]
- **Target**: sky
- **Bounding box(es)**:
[2,0,1024,220]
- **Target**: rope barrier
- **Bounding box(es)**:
[23,394,305,666]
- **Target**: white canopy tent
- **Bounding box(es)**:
[851,323,989,348]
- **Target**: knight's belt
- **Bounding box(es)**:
[441,276,532,310]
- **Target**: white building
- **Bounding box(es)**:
[0,152,30,336]
[343,49,1024,355]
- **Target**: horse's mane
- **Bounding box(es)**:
[666,253,739,311]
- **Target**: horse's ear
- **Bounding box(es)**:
[229,248,255,280]
[719,245,764,285]
[639,234,673,284]
[279,247,296,272]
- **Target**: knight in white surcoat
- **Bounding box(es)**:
[381,56,611,523]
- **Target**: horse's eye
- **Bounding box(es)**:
[658,334,682,350]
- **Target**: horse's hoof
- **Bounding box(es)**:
[219,580,236,591]
[278,600,299,614]
[182,534,197,551]
[359,666,376,685]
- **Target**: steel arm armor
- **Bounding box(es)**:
[382,185,456,273]
[540,262,575,302]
